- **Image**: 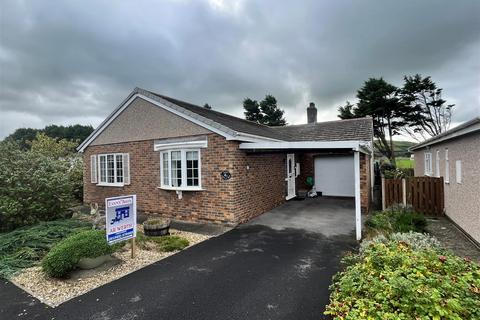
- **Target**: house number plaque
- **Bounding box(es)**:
[221,171,231,180]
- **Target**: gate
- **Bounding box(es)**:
[382,176,444,216]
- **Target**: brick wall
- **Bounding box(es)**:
[83,133,286,225]
[360,153,371,213]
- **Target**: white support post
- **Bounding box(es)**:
[354,151,362,241]
[402,178,407,206]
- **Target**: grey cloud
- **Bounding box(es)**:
[1,0,479,138]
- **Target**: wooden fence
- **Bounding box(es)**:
[382,176,444,216]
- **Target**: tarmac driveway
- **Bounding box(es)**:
[1,198,357,320]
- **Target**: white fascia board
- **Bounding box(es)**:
[77,91,138,152]
[230,132,284,143]
[239,140,361,151]
[154,139,208,151]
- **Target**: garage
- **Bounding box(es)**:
[314,155,354,197]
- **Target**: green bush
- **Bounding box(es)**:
[360,232,442,253]
[0,141,77,231]
[0,219,91,278]
[42,230,122,278]
[325,235,480,319]
[152,236,189,252]
[365,205,426,235]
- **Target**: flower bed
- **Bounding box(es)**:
[11,228,211,307]
[325,232,480,319]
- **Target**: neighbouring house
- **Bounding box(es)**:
[78,88,374,240]
[411,117,480,244]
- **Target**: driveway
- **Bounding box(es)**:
[1,197,357,320]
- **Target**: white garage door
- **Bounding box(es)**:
[314,155,354,197]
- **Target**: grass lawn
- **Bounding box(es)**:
[396,157,414,168]
[0,219,91,279]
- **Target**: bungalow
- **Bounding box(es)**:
[78,88,374,240]
[411,117,480,244]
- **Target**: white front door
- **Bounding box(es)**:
[286,153,296,200]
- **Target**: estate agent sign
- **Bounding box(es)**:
[105,195,137,245]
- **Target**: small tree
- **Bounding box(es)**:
[399,74,454,140]
[0,141,75,230]
[338,78,408,165]
[243,95,287,126]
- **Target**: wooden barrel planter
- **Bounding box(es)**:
[143,218,171,236]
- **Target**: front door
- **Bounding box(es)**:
[286,153,296,200]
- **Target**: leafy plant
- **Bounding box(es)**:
[154,236,189,252]
[325,235,480,319]
[0,219,91,278]
[0,141,78,230]
[365,205,426,236]
[143,218,170,226]
[360,232,442,253]
[41,230,122,278]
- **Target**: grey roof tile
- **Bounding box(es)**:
[146,89,373,142]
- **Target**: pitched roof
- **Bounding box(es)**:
[77,87,374,151]
[147,90,373,142]
[272,117,373,142]
[410,117,480,150]
[146,90,291,141]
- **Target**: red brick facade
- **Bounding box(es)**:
[84,134,371,225]
[84,133,286,225]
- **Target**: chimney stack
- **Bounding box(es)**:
[307,102,317,124]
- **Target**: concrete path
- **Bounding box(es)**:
[1,199,357,320]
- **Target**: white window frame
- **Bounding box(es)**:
[159,149,202,191]
[455,160,462,184]
[424,152,432,176]
[435,150,440,177]
[97,153,126,187]
[444,149,449,183]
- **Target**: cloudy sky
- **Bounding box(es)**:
[1,0,479,139]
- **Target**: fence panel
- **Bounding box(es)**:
[406,176,444,216]
[383,176,444,216]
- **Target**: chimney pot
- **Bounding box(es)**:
[307,102,317,124]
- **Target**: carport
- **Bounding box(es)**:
[246,196,355,236]
[239,141,373,240]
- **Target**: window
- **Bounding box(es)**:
[435,150,440,177]
[94,153,130,186]
[160,149,201,190]
[424,152,432,176]
[456,160,462,184]
[444,149,449,183]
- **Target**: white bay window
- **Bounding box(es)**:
[160,149,201,190]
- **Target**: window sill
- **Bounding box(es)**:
[97,183,125,187]
[158,186,204,192]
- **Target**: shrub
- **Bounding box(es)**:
[143,218,170,226]
[0,219,91,278]
[325,236,480,319]
[152,236,189,252]
[0,141,76,231]
[42,230,122,278]
[365,205,426,235]
[360,232,442,253]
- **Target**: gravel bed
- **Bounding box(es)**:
[11,229,211,307]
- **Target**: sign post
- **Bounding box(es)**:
[105,195,137,258]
